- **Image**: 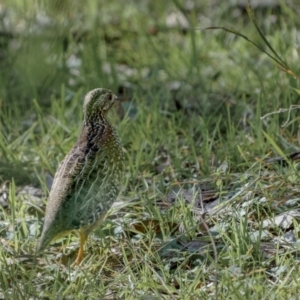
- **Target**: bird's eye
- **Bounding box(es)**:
[108,94,113,101]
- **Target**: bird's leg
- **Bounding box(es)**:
[72,231,87,265]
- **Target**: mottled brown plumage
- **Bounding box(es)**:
[37,88,124,264]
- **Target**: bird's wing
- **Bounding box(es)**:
[43,144,84,218]
[43,125,110,231]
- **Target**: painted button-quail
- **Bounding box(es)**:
[37,88,124,264]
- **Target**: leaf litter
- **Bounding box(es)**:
[2,149,300,296]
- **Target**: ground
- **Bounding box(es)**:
[1,0,300,299]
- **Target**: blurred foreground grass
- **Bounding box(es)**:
[1,0,300,299]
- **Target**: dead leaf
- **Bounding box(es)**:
[130,219,178,234]
[263,210,300,229]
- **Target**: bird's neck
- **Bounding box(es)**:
[84,112,108,126]
[83,112,118,150]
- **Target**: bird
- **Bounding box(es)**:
[37,88,124,265]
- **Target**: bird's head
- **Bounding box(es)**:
[83,88,119,120]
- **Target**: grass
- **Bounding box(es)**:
[1,0,300,299]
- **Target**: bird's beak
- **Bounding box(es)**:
[113,94,122,105]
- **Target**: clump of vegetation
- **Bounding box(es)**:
[1,0,300,298]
